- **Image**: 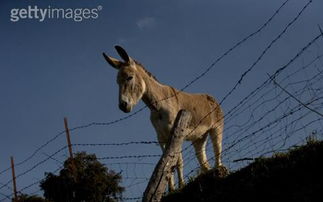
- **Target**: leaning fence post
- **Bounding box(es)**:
[10,156,17,202]
[64,117,74,159]
[143,110,192,202]
[64,117,77,199]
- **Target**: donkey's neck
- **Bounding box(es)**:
[141,71,169,112]
[142,79,166,111]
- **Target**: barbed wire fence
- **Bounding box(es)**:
[1,0,323,201]
[1,0,293,179]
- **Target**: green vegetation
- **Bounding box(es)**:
[12,152,123,201]
[162,140,323,202]
[39,152,124,202]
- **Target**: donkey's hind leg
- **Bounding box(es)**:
[210,123,223,167]
[193,134,210,173]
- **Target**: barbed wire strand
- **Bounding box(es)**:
[271,76,323,117]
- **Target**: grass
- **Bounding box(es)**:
[162,140,323,202]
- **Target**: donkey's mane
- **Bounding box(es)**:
[134,60,159,82]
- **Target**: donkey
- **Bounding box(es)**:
[103,46,224,191]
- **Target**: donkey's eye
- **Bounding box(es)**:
[126,76,133,81]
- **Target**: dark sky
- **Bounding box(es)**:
[0,0,323,200]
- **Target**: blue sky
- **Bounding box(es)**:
[1,0,323,200]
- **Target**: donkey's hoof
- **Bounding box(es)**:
[213,165,229,178]
[179,181,185,189]
[168,186,175,192]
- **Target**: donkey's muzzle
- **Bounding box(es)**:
[119,101,131,113]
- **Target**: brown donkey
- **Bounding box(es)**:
[103,46,224,190]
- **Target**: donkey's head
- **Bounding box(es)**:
[103,46,146,113]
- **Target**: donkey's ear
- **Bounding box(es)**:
[115,45,130,63]
[102,52,122,69]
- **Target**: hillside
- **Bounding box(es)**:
[162,140,323,202]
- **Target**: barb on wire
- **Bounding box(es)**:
[318,24,323,37]
[271,35,322,79]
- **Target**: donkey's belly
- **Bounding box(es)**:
[184,125,210,141]
[150,111,210,143]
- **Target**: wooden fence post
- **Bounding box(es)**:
[10,156,17,202]
[143,110,192,202]
[64,117,74,159]
[64,117,76,199]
